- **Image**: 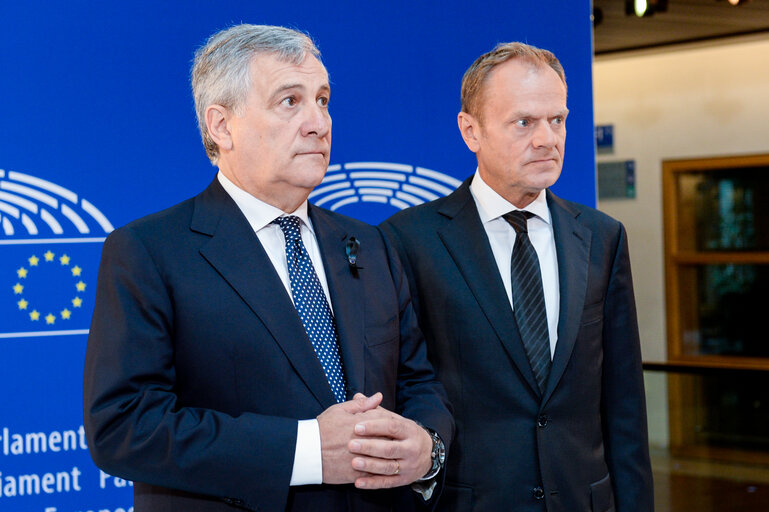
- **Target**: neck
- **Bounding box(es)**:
[218,167,309,214]
[506,191,539,209]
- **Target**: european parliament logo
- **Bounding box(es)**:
[310,162,461,224]
[1,169,113,339]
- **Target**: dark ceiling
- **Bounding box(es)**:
[593,0,769,55]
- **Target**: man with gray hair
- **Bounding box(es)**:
[382,42,653,511]
[84,24,452,512]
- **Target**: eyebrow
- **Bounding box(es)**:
[268,83,331,103]
[511,108,569,119]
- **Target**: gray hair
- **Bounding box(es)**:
[191,24,322,164]
[461,42,566,122]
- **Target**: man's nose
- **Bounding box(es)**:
[301,103,331,138]
[532,120,557,148]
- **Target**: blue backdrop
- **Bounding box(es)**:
[1,2,595,510]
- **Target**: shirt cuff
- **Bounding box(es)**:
[411,478,438,500]
[289,419,323,486]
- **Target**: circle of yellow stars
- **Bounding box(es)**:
[12,250,86,325]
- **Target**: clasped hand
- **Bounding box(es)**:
[317,392,432,489]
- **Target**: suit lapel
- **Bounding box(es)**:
[192,179,336,408]
[542,191,591,404]
[437,181,541,397]
[309,205,366,398]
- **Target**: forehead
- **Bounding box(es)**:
[248,52,329,94]
[482,59,566,111]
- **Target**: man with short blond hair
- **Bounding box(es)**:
[382,42,653,511]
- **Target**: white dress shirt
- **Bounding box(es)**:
[469,171,560,358]
[217,171,325,486]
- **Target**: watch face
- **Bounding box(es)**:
[432,431,446,465]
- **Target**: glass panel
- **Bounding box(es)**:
[679,264,769,358]
[662,370,769,453]
[647,367,769,511]
[699,373,769,451]
[676,167,769,251]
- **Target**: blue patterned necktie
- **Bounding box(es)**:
[274,215,347,403]
[503,210,552,395]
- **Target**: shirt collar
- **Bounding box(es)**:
[469,169,551,225]
[217,171,313,233]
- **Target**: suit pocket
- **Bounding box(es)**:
[590,473,616,512]
[437,482,474,512]
[364,314,399,347]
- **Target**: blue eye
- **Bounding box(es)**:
[515,119,530,127]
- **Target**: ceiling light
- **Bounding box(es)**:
[626,0,668,17]
[635,0,650,16]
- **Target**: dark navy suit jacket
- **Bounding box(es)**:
[83,178,453,511]
[381,178,653,512]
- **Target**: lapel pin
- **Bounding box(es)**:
[345,237,362,276]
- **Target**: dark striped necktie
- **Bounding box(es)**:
[503,210,551,395]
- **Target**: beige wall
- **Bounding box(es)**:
[592,35,769,446]
[594,35,769,361]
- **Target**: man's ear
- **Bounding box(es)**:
[205,104,234,152]
[457,111,481,153]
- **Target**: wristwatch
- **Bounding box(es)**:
[418,427,446,481]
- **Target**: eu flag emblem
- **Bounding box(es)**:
[1,170,112,339]
[3,242,102,337]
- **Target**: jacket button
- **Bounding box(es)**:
[533,486,545,500]
[537,415,548,428]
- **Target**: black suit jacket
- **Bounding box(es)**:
[83,178,453,511]
[381,178,653,512]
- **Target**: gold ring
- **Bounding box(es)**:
[394,461,400,475]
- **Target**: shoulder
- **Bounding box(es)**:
[548,191,623,234]
[110,196,195,241]
[385,195,448,225]
[127,197,196,232]
[309,204,384,244]
[111,177,232,243]
[383,183,468,234]
[312,204,377,232]
[308,204,399,262]
[102,194,202,265]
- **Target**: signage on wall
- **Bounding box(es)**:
[597,160,636,199]
[595,124,614,154]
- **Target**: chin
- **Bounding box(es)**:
[540,167,562,188]
[296,166,328,189]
